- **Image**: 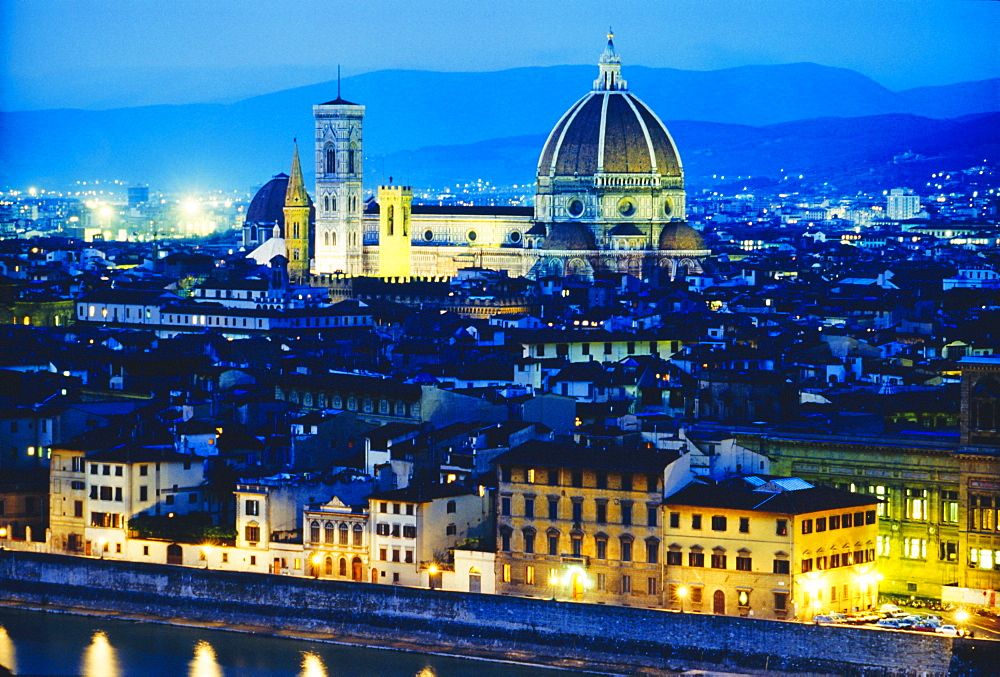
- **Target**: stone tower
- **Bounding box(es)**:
[313,91,365,276]
[283,142,311,282]
[377,185,413,279]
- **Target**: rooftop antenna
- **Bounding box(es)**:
[337,65,341,99]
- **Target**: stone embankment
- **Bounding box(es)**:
[1,550,996,674]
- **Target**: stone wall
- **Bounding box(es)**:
[1,550,995,674]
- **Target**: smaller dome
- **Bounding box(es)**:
[246,174,290,226]
[608,223,645,237]
[540,223,596,250]
[658,223,706,251]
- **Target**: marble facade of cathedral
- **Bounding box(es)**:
[246,34,710,282]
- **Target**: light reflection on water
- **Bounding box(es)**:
[81,630,120,677]
[0,625,16,674]
[299,650,327,677]
[189,640,223,677]
[416,667,437,677]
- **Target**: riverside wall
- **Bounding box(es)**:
[0,550,995,675]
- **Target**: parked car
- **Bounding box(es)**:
[876,619,902,629]
[936,625,959,637]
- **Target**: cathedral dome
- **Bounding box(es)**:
[246,173,290,226]
[540,223,596,250]
[537,92,681,179]
[658,222,706,251]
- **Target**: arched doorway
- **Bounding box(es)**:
[713,589,726,615]
[571,571,585,600]
[352,557,363,581]
[166,543,182,565]
[468,566,482,593]
[371,568,378,583]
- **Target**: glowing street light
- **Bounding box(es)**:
[677,585,689,613]
[955,609,969,637]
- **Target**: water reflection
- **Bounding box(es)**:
[81,630,119,677]
[0,625,16,674]
[299,651,327,677]
[416,667,437,677]
[189,640,223,677]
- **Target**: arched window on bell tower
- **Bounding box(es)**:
[348,148,355,175]
[324,195,330,212]
[293,222,300,239]
[387,205,394,236]
[325,146,336,174]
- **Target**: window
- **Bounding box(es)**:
[115,466,123,477]
[904,538,927,559]
[776,519,788,536]
[620,537,633,562]
[74,500,83,518]
[406,504,414,516]
[245,524,260,543]
[501,496,511,516]
[645,539,659,564]
[596,537,607,560]
[940,541,958,562]
[669,512,680,528]
[773,592,787,611]
[869,485,890,518]
[523,530,535,554]
[666,550,681,566]
[942,491,959,524]
[711,515,727,531]
[103,465,110,476]
[571,500,583,523]
[692,514,702,530]
[548,497,559,520]
[595,471,607,489]
[393,503,401,515]
[500,528,512,552]
[524,497,535,519]
[620,502,632,526]
[100,486,112,501]
[525,565,535,586]
[621,575,631,594]
[571,470,583,488]
[772,559,789,574]
[829,514,841,529]
[841,513,853,527]
[114,487,122,502]
[446,524,457,536]
[815,517,826,532]
[647,505,658,527]
[801,519,812,534]
[876,535,890,557]
[620,473,633,491]
[376,523,390,536]
[801,558,813,573]
[595,501,607,524]
[572,535,582,556]
[906,488,928,520]
[502,564,511,583]
[548,469,559,486]
[548,533,559,556]
[139,486,148,502]
[139,465,148,476]
[865,509,876,525]
[739,517,750,533]
[646,474,658,492]
[340,523,350,544]
[597,573,606,591]
[391,524,401,538]
[353,524,363,546]
[245,499,259,516]
[711,552,727,569]
[736,555,752,571]
[648,578,658,596]
[689,551,704,567]
[165,494,174,505]
[310,521,320,542]
[392,549,400,563]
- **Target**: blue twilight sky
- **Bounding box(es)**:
[1,0,997,111]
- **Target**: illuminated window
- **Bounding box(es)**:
[502,564,511,583]
[877,535,891,557]
[525,565,535,585]
[903,537,927,559]
[906,488,928,520]
[941,491,959,523]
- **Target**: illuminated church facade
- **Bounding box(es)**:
[246,34,709,283]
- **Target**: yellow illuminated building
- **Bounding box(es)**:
[376,185,413,279]
[283,143,311,282]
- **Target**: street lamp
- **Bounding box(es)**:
[0,526,7,550]
[428,564,439,590]
[201,545,212,569]
[310,554,322,579]
[677,585,689,613]
[956,609,969,637]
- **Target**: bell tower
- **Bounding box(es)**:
[313,84,365,276]
[283,141,311,283]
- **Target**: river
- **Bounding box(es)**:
[0,606,589,676]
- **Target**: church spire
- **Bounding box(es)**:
[594,28,626,92]
[285,140,310,207]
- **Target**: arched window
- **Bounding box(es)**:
[339,523,349,545]
[325,556,333,576]
[330,195,336,211]
[326,147,336,174]
[348,147,356,174]
[310,521,320,543]
[387,205,394,236]
[353,523,363,546]
[324,195,330,212]
[293,249,300,261]
[339,557,347,576]
[331,230,337,247]
[293,223,300,239]
[324,521,334,543]
[324,231,330,247]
